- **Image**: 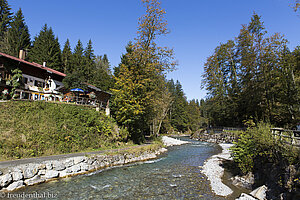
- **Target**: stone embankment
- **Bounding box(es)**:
[0,147,167,192]
[191,130,236,144]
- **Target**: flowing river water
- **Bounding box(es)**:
[7,137,243,200]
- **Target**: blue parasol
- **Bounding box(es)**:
[70,88,84,92]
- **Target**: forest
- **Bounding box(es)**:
[202,14,300,129]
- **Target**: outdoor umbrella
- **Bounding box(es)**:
[70,88,84,92]
[70,88,84,103]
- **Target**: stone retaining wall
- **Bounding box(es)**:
[191,132,236,144]
[0,148,167,192]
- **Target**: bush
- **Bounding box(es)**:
[0,101,129,160]
[230,122,298,174]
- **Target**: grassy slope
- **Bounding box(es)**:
[0,101,132,161]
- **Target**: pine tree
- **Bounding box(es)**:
[0,8,31,57]
[0,0,13,42]
[63,40,86,90]
[28,24,62,72]
[168,80,189,132]
[84,39,95,82]
[62,39,72,73]
[84,39,95,61]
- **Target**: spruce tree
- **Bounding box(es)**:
[63,40,85,89]
[84,39,95,82]
[72,39,85,73]
[0,8,31,57]
[91,55,113,91]
[84,39,95,61]
[28,24,62,72]
[0,0,13,43]
[62,39,72,73]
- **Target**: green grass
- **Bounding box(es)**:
[0,101,130,161]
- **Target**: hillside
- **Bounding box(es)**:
[0,101,129,160]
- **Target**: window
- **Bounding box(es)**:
[23,77,28,84]
[34,80,44,87]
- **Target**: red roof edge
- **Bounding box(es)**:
[0,52,66,77]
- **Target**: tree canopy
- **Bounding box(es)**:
[202,14,300,128]
[28,24,62,72]
[0,8,31,57]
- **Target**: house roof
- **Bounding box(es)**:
[0,52,66,77]
[84,82,112,96]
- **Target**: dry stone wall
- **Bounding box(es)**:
[0,148,167,192]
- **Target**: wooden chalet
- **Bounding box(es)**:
[0,50,111,115]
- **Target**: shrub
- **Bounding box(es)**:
[230,122,290,174]
[0,101,129,160]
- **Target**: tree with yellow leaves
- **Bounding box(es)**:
[112,0,176,143]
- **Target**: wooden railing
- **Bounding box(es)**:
[13,89,108,109]
[271,128,300,148]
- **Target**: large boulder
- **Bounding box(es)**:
[70,164,81,173]
[0,173,12,187]
[23,165,38,179]
[250,185,267,200]
[6,180,24,191]
[235,193,257,200]
[24,175,45,186]
[73,156,85,165]
[231,172,255,190]
[52,161,66,171]
[64,158,74,168]
[12,170,23,181]
[44,170,59,179]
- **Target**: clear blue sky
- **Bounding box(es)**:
[9,0,300,100]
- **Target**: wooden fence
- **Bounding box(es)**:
[271,128,300,148]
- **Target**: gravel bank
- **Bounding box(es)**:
[201,143,234,197]
[162,136,190,146]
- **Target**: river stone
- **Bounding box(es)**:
[45,162,52,170]
[52,161,66,171]
[38,164,46,170]
[73,156,85,165]
[59,170,71,178]
[6,180,24,191]
[86,158,95,165]
[96,155,106,162]
[250,185,267,200]
[88,165,95,171]
[231,172,254,190]
[70,164,81,173]
[44,170,59,179]
[24,175,45,186]
[23,165,38,179]
[65,158,74,168]
[0,171,2,175]
[38,170,46,175]
[0,173,12,187]
[12,171,23,181]
[235,193,257,200]
[79,163,89,171]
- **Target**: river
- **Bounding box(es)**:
[7,137,240,200]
